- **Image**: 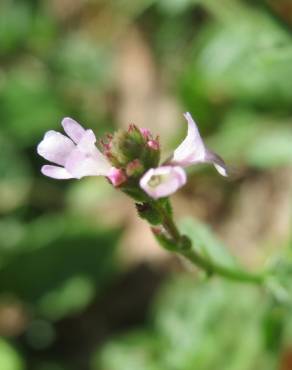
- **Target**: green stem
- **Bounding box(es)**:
[153,201,181,242]
[181,248,265,284]
[152,201,266,285]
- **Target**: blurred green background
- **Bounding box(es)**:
[1,0,292,369]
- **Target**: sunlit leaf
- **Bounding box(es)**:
[0,339,24,370]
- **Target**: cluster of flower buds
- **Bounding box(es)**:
[37,112,227,200]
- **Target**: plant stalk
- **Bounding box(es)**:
[152,201,266,285]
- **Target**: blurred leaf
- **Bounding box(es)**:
[94,331,161,370]
[210,109,292,169]
[38,276,95,320]
[1,65,64,145]
[0,0,31,54]
[182,6,292,110]
[157,0,195,15]
[0,339,24,370]
[0,215,121,319]
[247,127,292,168]
[0,0,56,56]
[28,10,58,55]
[153,278,266,370]
[0,134,31,213]
[180,218,242,273]
[25,319,56,350]
[110,0,155,18]
[53,34,113,88]
[98,275,283,370]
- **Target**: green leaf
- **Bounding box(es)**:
[246,128,292,168]
[0,134,31,213]
[1,66,64,145]
[179,218,243,273]
[0,215,121,319]
[98,275,281,370]
[93,331,161,370]
[209,108,292,169]
[182,6,292,109]
[0,0,31,54]
[0,339,24,370]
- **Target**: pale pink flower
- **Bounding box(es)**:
[139,166,187,199]
[139,112,227,199]
[37,117,122,185]
[171,112,227,177]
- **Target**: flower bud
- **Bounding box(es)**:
[126,159,144,177]
[140,128,151,139]
[107,167,127,187]
[147,140,159,150]
[101,125,160,171]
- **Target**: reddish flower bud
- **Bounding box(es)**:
[126,159,144,177]
[107,168,127,187]
[147,140,159,150]
[140,128,151,139]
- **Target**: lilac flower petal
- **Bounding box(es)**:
[37,120,113,180]
[140,166,187,199]
[171,112,228,177]
[65,148,112,179]
[41,165,73,179]
[76,129,97,152]
[172,112,206,166]
[62,117,86,144]
[205,150,228,177]
[77,129,112,171]
[37,130,75,166]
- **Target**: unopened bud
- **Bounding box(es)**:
[147,140,159,150]
[140,128,151,139]
[107,167,127,187]
[126,159,144,177]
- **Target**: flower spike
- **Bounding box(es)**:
[34,114,267,286]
